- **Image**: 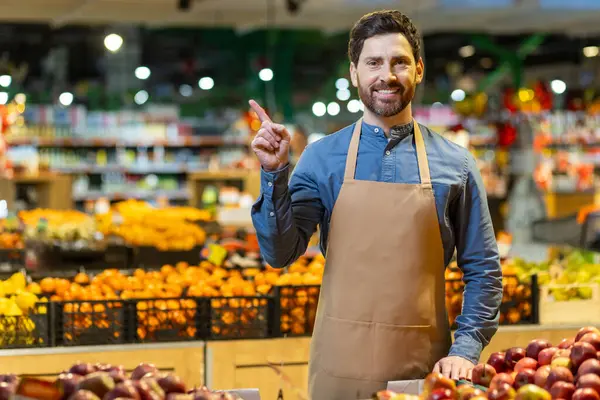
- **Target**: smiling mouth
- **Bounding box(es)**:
[374,88,400,94]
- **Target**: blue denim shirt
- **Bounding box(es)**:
[251,120,503,364]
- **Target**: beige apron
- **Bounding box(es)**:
[307,119,452,400]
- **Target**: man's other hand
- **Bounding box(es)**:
[433,356,475,380]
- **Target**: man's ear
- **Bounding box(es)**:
[415,57,424,84]
[350,62,358,88]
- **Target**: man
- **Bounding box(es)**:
[249,9,502,400]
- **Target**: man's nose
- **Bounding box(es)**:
[380,66,398,82]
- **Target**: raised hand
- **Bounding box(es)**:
[249,99,291,172]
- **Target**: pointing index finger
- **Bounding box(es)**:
[249,99,271,123]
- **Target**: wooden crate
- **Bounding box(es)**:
[539,283,600,325]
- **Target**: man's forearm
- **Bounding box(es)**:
[449,258,503,363]
[251,165,322,268]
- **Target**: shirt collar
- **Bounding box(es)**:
[361,120,414,139]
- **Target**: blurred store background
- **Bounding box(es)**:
[0,1,600,399]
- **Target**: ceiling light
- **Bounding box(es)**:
[134,90,149,105]
[327,102,340,116]
[583,46,599,58]
[104,33,123,53]
[312,102,326,117]
[335,78,349,90]
[259,68,274,82]
[551,79,566,94]
[0,75,11,88]
[198,77,214,90]
[451,89,466,102]
[347,99,361,113]
[459,45,475,58]
[135,66,151,80]
[59,92,74,106]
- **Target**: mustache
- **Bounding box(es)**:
[371,83,405,92]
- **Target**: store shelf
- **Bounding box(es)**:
[6,136,248,148]
[72,188,190,201]
[53,164,205,175]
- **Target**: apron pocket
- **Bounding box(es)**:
[372,323,433,382]
[319,315,373,381]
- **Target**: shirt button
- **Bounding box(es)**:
[374,128,379,133]
[385,150,391,156]
[268,182,273,187]
[269,212,275,217]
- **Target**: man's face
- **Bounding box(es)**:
[350,33,424,118]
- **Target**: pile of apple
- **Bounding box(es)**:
[0,362,243,400]
[469,326,600,400]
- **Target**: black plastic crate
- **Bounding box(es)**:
[275,285,320,337]
[0,302,50,348]
[446,273,538,329]
[52,299,130,346]
[206,296,272,340]
[133,297,208,343]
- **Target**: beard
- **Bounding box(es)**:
[357,77,415,118]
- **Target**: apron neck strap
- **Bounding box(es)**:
[343,118,432,185]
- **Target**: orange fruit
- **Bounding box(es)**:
[40,278,56,293]
[74,272,90,285]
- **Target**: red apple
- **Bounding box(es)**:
[488,382,516,400]
[515,384,551,400]
[535,366,553,388]
[546,367,574,390]
[428,388,456,400]
[580,334,600,352]
[552,357,573,370]
[472,364,497,387]
[571,343,597,369]
[492,373,516,390]
[550,382,576,400]
[576,328,600,342]
[577,374,600,394]
[527,340,552,360]
[540,348,560,366]
[559,339,576,350]
[489,353,509,374]
[506,348,527,370]
[572,388,600,400]
[515,358,539,373]
[577,359,600,377]
[515,369,536,390]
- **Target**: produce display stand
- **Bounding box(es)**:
[187,170,261,208]
[0,173,73,210]
[0,324,585,400]
[0,342,206,388]
[543,190,598,219]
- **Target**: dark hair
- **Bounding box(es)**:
[348,10,421,66]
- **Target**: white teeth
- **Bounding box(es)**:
[377,90,398,94]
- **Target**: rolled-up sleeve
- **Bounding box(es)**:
[448,153,503,364]
[251,146,324,268]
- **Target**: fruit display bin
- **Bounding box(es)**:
[13,295,276,349]
[274,285,320,337]
[0,248,25,267]
[446,273,539,329]
[0,302,49,348]
[538,282,600,325]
